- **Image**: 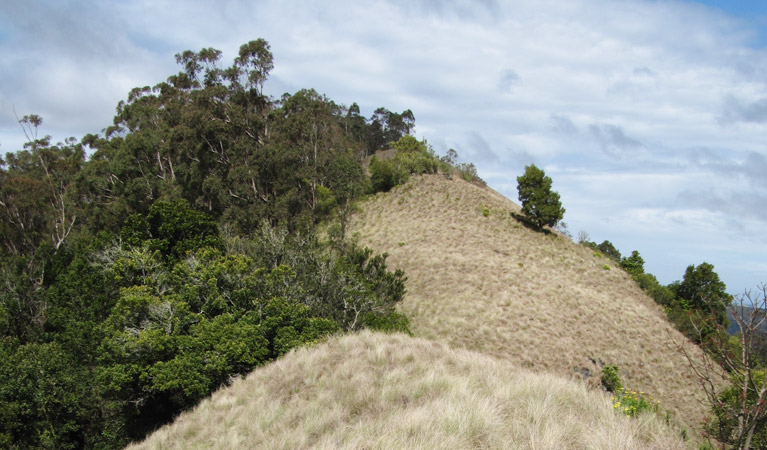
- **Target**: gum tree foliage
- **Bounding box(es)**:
[365,107,415,154]
[80,41,408,236]
[1,115,83,255]
[80,40,279,234]
[516,164,565,230]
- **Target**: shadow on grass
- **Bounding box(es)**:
[510,212,552,235]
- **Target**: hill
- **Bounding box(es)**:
[126,172,719,448]
[347,173,716,435]
[127,331,684,449]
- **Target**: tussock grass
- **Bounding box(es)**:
[348,174,717,437]
[128,331,684,449]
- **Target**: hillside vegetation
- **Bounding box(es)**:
[348,173,716,435]
[127,331,685,449]
[0,37,726,448]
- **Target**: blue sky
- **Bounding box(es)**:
[694,0,767,19]
[0,0,766,295]
[693,0,767,47]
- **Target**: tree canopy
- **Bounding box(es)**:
[675,262,731,326]
[516,164,565,230]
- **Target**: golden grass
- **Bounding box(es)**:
[128,331,684,450]
[347,174,717,438]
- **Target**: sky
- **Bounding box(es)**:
[1,0,766,295]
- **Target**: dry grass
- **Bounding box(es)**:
[347,174,717,438]
[128,331,685,450]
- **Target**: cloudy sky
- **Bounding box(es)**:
[1,0,766,295]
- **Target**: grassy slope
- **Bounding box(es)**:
[347,174,714,435]
[128,331,684,449]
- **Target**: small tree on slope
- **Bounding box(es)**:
[516,164,565,231]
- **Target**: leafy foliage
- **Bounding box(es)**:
[369,156,406,192]
[121,199,223,262]
[675,262,731,326]
[596,240,621,263]
[516,164,565,230]
[620,250,645,278]
[601,365,622,392]
[0,39,416,448]
[368,136,447,193]
[612,387,660,418]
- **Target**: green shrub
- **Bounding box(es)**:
[595,240,621,263]
[369,157,407,192]
[361,311,411,334]
[397,151,438,174]
[620,250,645,277]
[457,162,483,184]
[601,365,622,392]
[634,272,675,306]
[369,136,445,192]
[482,206,490,217]
[612,387,660,418]
[121,199,222,263]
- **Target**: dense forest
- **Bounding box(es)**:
[0,39,485,449]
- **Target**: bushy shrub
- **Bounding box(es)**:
[676,262,730,326]
[620,250,645,277]
[634,273,675,307]
[456,162,484,184]
[392,135,440,175]
[369,136,445,192]
[601,365,622,392]
[369,156,407,192]
[360,311,410,334]
[596,240,621,263]
[612,387,660,418]
[396,151,439,174]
